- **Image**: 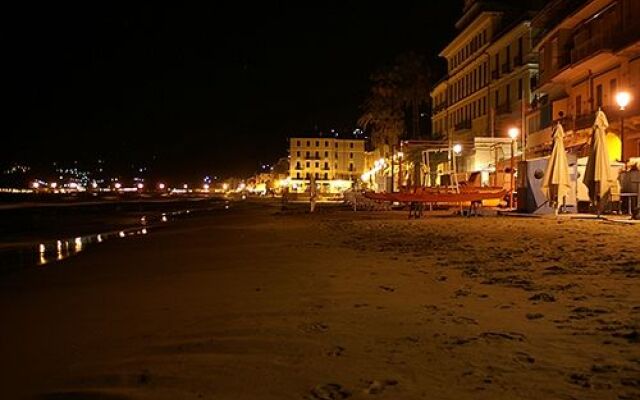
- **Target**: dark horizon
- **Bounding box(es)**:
[3,2,460,179]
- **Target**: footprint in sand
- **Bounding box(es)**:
[308,383,351,399]
[327,346,345,357]
[362,379,398,395]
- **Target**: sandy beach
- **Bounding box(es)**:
[1,203,639,400]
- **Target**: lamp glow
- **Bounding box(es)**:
[508,127,520,140]
[616,91,631,110]
[453,144,463,154]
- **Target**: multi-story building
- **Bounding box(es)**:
[526,0,640,164]
[288,137,365,193]
[431,0,544,184]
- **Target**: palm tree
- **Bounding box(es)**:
[358,52,431,149]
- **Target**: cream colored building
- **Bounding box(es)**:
[288,137,365,193]
[526,0,640,164]
[431,0,542,183]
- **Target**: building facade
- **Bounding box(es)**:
[431,0,543,182]
[288,137,365,192]
[526,0,640,164]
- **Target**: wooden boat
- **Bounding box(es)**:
[364,188,507,204]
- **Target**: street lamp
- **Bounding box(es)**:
[616,91,631,164]
[508,127,520,209]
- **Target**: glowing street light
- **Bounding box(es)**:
[32,181,40,189]
[137,183,144,190]
[50,182,58,189]
[158,183,166,190]
[616,91,632,164]
[114,182,122,190]
[203,184,210,190]
[453,144,463,154]
[616,91,631,110]
[508,127,520,209]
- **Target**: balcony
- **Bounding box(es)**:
[570,34,617,65]
[491,70,500,80]
[454,120,472,131]
[501,63,512,74]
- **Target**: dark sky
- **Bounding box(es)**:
[4,2,461,179]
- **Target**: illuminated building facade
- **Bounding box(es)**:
[526,0,640,164]
[431,0,544,182]
[288,137,365,192]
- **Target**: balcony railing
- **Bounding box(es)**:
[454,120,472,131]
[570,35,616,65]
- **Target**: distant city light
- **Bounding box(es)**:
[32,182,40,189]
[114,182,122,189]
[203,184,210,190]
[158,183,166,190]
[137,183,144,190]
[50,182,58,189]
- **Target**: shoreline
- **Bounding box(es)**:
[0,204,638,399]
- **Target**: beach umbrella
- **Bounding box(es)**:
[542,122,571,213]
[583,108,614,212]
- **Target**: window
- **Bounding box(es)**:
[296,161,301,169]
[315,141,319,146]
[324,151,328,157]
[306,161,310,168]
[324,162,329,169]
[551,38,558,69]
[315,151,319,158]
[350,142,354,148]
[296,151,300,157]
[296,173,301,179]
[325,141,329,147]
[296,140,300,146]
[335,143,338,148]
[315,173,319,179]
[576,95,582,116]
[306,151,310,157]
[349,152,353,159]
[324,173,328,179]
[596,84,603,108]
[306,141,310,146]
[610,79,618,105]
[518,79,523,100]
[349,163,354,171]
[315,162,319,168]
[335,152,338,158]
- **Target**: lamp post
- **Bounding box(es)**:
[615,91,631,166]
[508,127,520,209]
[453,144,462,191]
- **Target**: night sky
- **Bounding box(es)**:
[4,2,460,179]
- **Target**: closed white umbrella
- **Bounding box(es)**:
[542,122,571,214]
[583,109,615,214]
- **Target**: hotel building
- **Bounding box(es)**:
[526,0,640,164]
[431,0,544,183]
[288,137,365,193]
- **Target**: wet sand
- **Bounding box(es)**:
[1,204,639,399]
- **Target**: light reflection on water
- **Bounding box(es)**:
[17,204,228,270]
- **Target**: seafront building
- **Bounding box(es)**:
[288,136,365,193]
[431,0,544,185]
[526,0,640,165]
